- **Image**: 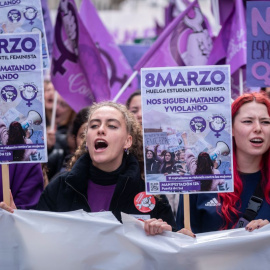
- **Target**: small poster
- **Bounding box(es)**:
[141,65,233,194]
[0,0,50,69]
[247,1,270,87]
[0,32,47,164]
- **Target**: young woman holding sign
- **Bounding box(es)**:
[1,101,192,236]
[176,92,270,233]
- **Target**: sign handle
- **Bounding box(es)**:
[50,91,58,131]
[1,164,10,206]
[183,194,191,231]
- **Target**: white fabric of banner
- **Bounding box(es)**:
[0,209,270,270]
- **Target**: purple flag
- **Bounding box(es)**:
[79,0,138,104]
[134,0,212,71]
[41,0,54,56]
[207,0,246,75]
[51,0,110,112]
[165,2,175,27]
[218,0,234,26]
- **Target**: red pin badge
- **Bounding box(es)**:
[134,192,156,213]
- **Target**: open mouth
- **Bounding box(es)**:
[95,140,108,150]
[250,138,263,144]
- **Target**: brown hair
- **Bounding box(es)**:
[68,101,143,171]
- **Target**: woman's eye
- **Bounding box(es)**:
[90,125,98,129]
[108,125,117,129]
[131,110,138,114]
[262,121,270,125]
[242,120,252,124]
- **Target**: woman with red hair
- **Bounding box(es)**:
[176,92,270,233]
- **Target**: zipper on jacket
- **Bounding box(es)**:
[65,180,91,211]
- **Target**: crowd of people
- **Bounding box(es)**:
[0,84,270,240]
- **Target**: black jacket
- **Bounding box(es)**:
[146,159,160,174]
[37,153,176,229]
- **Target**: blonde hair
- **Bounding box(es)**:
[68,101,143,170]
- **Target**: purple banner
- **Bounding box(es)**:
[119,45,150,69]
[0,151,13,161]
[160,181,201,192]
[134,0,212,71]
[247,1,270,87]
[0,144,45,150]
[208,0,246,75]
[80,0,138,104]
[166,174,232,181]
[51,0,110,112]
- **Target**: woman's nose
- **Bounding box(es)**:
[254,121,262,133]
[97,124,105,135]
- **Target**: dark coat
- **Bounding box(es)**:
[37,153,176,229]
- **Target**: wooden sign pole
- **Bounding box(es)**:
[183,194,191,231]
[2,164,10,206]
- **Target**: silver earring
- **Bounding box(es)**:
[126,148,129,155]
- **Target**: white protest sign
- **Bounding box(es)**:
[141,65,233,194]
[0,0,49,69]
[0,32,47,164]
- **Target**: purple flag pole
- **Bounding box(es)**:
[112,71,138,102]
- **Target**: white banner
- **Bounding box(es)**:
[0,209,270,270]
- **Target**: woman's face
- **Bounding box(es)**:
[44,81,55,111]
[179,152,185,161]
[56,95,74,126]
[86,106,132,172]
[147,151,153,159]
[128,95,142,125]
[233,101,270,163]
[76,122,88,148]
[165,152,171,162]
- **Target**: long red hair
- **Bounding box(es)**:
[218,93,270,229]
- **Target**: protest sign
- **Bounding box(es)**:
[247,1,270,87]
[0,0,50,69]
[141,65,233,194]
[0,33,47,164]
